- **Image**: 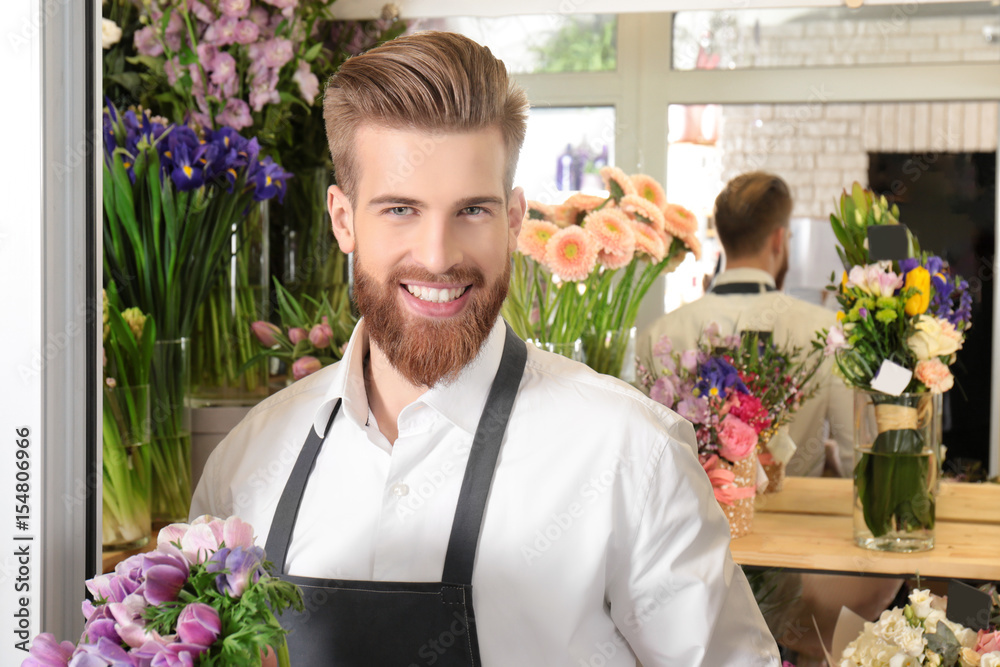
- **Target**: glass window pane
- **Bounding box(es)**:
[672,2,999,70]
[405,15,617,74]
[515,106,616,203]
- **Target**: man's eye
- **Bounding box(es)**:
[463,206,488,216]
[387,206,413,216]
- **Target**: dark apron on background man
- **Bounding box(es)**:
[264,324,527,666]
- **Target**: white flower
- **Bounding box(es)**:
[908,316,963,361]
[927,652,943,667]
[908,589,934,618]
[873,608,926,657]
[101,18,122,49]
[981,652,1000,667]
[959,647,981,666]
[890,653,919,667]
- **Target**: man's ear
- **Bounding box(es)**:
[507,186,526,253]
[329,185,355,254]
[770,224,787,256]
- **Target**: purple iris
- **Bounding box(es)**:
[695,357,747,398]
[205,545,266,598]
[247,156,292,203]
[901,255,972,329]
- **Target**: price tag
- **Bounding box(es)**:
[870,360,913,396]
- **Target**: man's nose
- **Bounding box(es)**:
[412,216,463,276]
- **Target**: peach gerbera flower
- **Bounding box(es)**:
[563,193,606,213]
[598,249,633,270]
[584,208,636,257]
[549,203,580,228]
[662,203,698,236]
[630,220,667,262]
[599,166,637,200]
[629,174,667,209]
[544,226,598,282]
[525,200,553,222]
[518,218,560,263]
[621,194,666,233]
[681,232,702,261]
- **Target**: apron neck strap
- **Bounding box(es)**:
[710,282,776,295]
[441,322,526,585]
[264,322,528,586]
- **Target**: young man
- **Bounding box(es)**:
[192,32,779,666]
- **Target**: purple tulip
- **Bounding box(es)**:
[20,633,74,667]
[308,323,333,349]
[292,356,322,381]
[149,643,209,667]
[176,603,221,648]
[250,321,280,347]
[288,327,307,344]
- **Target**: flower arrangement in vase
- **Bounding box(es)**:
[640,324,821,536]
[503,167,701,378]
[815,183,971,552]
[102,102,290,521]
[20,517,304,667]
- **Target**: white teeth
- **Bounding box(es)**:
[405,285,466,303]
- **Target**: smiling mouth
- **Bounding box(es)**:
[403,284,470,303]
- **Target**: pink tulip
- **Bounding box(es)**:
[308,323,333,349]
[288,327,307,344]
[250,321,280,347]
[292,356,322,381]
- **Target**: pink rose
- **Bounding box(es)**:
[914,358,954,393]
[716,414,757,462]
[700,454,755,506]
[976,630,1000,654]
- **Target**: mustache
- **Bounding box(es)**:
[386,265,487,287]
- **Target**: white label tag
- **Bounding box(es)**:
[765,426,797,465]
[755,458,769,493]
[870,359,913,396]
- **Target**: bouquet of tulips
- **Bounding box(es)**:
[249,277,357,382]
[504,167,701,377]
[21,517,303,667]
[815,184,972,544]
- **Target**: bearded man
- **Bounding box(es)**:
[191,32,779,666]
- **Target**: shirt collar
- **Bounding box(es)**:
[311,318,507,438]
[712,267,777,289]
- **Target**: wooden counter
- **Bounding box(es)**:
[730,478,1000,580]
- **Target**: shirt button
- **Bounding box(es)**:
[391,483,410,497]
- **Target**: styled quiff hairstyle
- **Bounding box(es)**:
[323,31,529,205]
[713,172,793,258]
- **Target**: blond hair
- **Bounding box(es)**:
[323,31,529,205]
[714,172,793,258]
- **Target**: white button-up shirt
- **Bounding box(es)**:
[637,267,854,477]
[192,319,780,666]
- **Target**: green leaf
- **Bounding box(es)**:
[178,47,198,66]
[303,42,324,62]
[925,620,961,667]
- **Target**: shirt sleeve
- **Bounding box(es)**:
[607,419,781,666]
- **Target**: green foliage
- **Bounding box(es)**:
[924,620,960,667]
[529,16,617,73]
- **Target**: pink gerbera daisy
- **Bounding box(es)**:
[549,203,579,228]
[583,208,636,257]
[563,193,606,212]
[525,200,553,222]
[630,219,667,262]
[599,166,637,200]
[621,194,666,233]
[544,226,598,282]
[629,174,667,209]
[518,218,560,263]
[662,203,698,236]
[598,249,633,270]
[681,232,703,261]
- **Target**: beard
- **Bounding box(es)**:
[353,253,510,388]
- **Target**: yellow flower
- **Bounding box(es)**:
[122,307,147,342]
[904,266,931,316]
[836,310,845,322]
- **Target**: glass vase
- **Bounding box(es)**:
[853,389,939,552]
[102,382,152,551]
[581,326,637,380]
[190,202,270,406]
[533,338,584,362]
[151,338,192,524]
[271,166,350,304]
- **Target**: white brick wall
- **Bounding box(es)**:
[717,100,999,218]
